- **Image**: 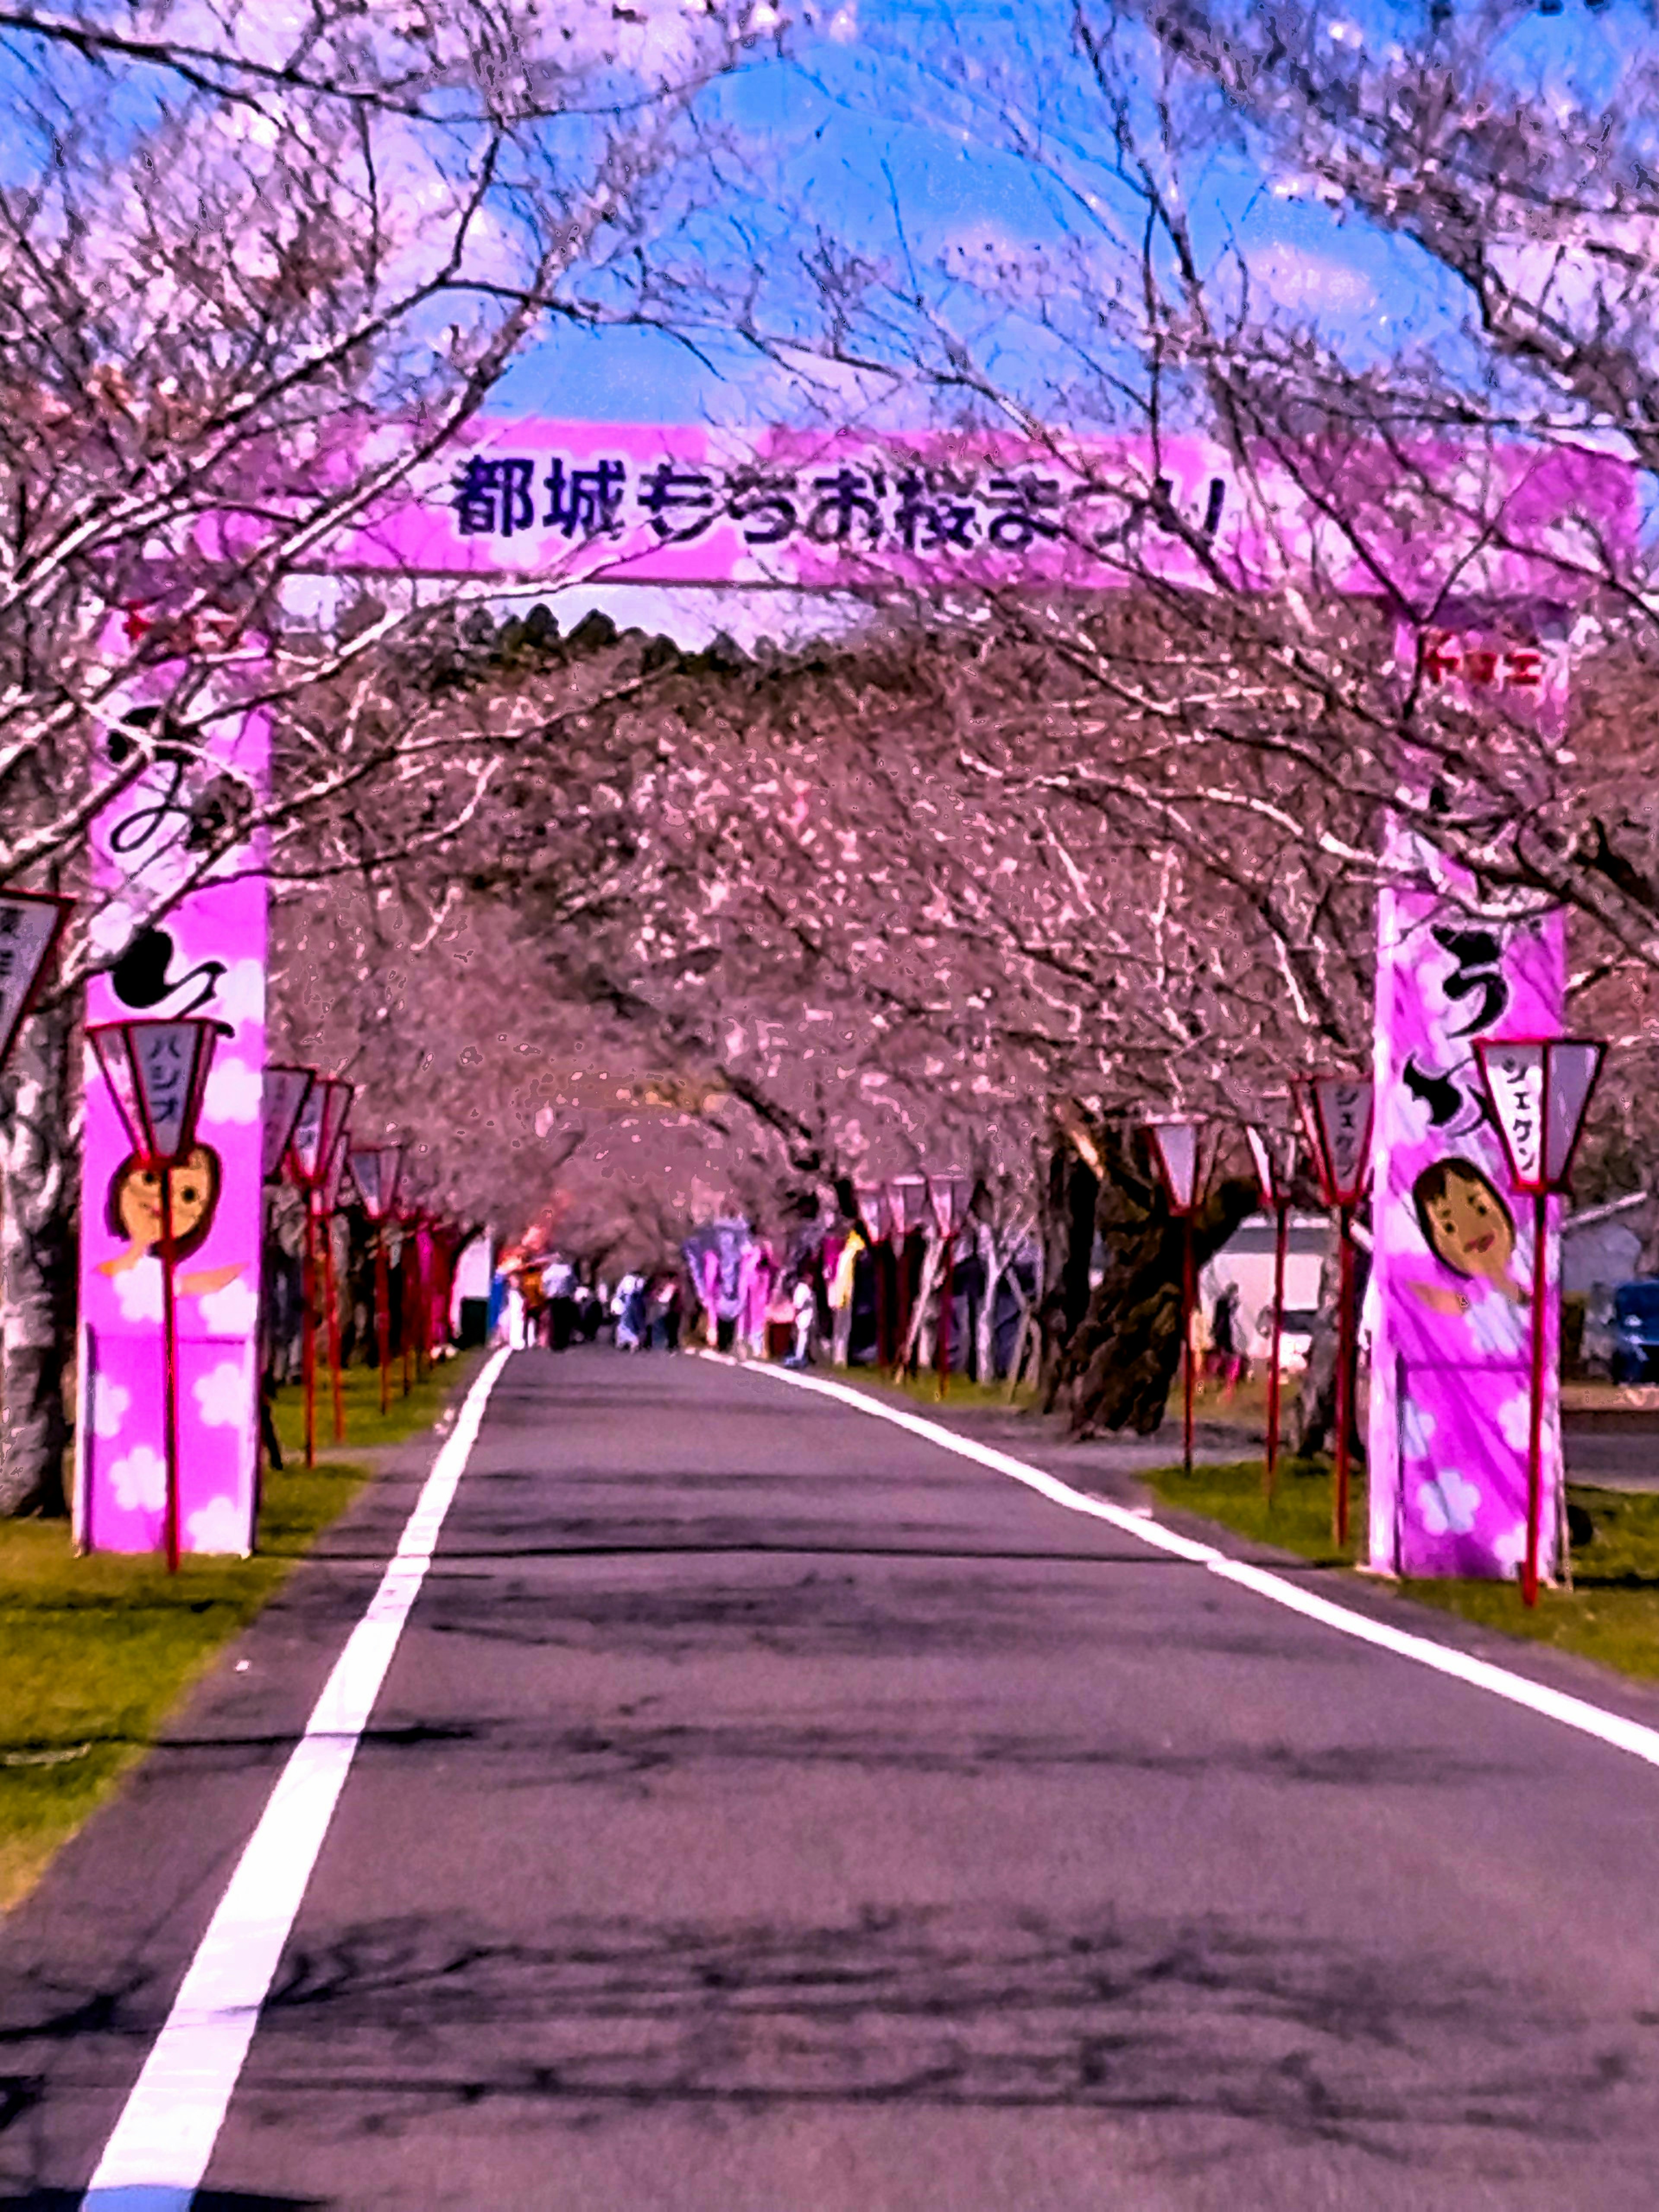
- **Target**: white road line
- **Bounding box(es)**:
[716,1353,1659,1776]
[80,1348,512,2212]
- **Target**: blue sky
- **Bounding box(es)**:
[505,0,1649,429]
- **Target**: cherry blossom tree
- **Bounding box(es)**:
[0,0,760,1509]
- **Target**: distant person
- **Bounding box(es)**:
[826,1224,863,1367]
[1211,1281,1244,1399]
[615,1272,648,1351]
[648,1271,681,1351]
[784,1274,817,1368]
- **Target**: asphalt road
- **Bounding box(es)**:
[6,1347,1659,2209]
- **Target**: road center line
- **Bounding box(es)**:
[79,1348,512,2212]
[715,1353,1659,1776]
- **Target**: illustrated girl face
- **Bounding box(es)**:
[112,1147,219,1254]
[1417,1162,1515,1286]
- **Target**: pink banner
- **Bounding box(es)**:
[1368,622,1571,1580]
[75,706,270,1557]
[331,423,1629,599]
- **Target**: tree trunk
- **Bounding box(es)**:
[1049,1119,1259,1440]
[0,995,79,1517]
[974,1221,1004,1384]
[1038,1135,1099,1409]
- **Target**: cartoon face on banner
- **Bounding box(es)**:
[76,702,270,1557]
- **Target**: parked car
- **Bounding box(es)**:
[1611,1279,1659,1384]
[1256,1305,1319,1373]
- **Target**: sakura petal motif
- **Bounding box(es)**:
[110,1443,167,1516]
[1416,1468,1481,1538]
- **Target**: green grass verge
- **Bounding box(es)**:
[1147,1455,1659,1685]
[0,1352,477,1916]
[833,1366,1039,1415]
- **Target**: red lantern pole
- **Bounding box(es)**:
[1524,1184,1549,1609]
[1297,1075,1375,1556]
[302,1194,318,1471]
[402,1222,418,1394]
[936,1232,955,1401]
[86,1017,219,1571]
[158,1166,182,1574]
[1474,1036,1606,1608]
[1334,1205,1356,1549]
[375,1230,392,1414]
[1182,1212,1198,1478]
[1142,1118,1214,1481]
[321,1211,346,1444]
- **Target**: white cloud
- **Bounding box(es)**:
[1498,1390,1531,1452]
[194,1358,250,1429]
[1492,1521,1529,1573]
[1400,1401,1437,1461]
[197,1277,259,1336]
[86,897,140,956]
[214,957,266,1033]
[110,1443,167,1515]
[92,1375,132,1440]
[203,1055,262,1125]
[1417,1468,1481,1538]
[1250,242,1377,315]
[113,1257,164,1324]
[186,1493,250,1555]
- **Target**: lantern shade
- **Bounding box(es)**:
[1475,1036,1605,1196]
[88,1019,218,1166]
[290,1076,353,1193]
[350,1143,405,1223]
[262,1065,315,1184]
[1301,1075,1374,1207]
[1143,1118,1208,1216]
[854,1180,888,1245]
[887,1174,931,1236]
[321,1125,353,1214]
[928,1171,974,1239]
[1546,1041,1604,1188]
[0,889,72,1069]
[1245,1125,1298,1212]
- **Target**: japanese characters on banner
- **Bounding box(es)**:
[75,706,270,1558]
[332,424,1627,600]
[1368,624,1569,1583]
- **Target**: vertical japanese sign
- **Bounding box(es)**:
[1369,625,1567,1582]
[75,701,269,1557]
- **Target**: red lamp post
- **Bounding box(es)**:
[286,1074,353,1467]
[1245,1123,1300,1506]
[0,889,73,1071]
[319,1119,353,1441]
[1142,1116,1218,1478]
[86,1017,220,1572]
[1296,1073,1375,1550]
[350,1142,406,1414]
[928,1171,974,1400]
[1474,1035,1606,1608]
[396,1199,423,1394]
